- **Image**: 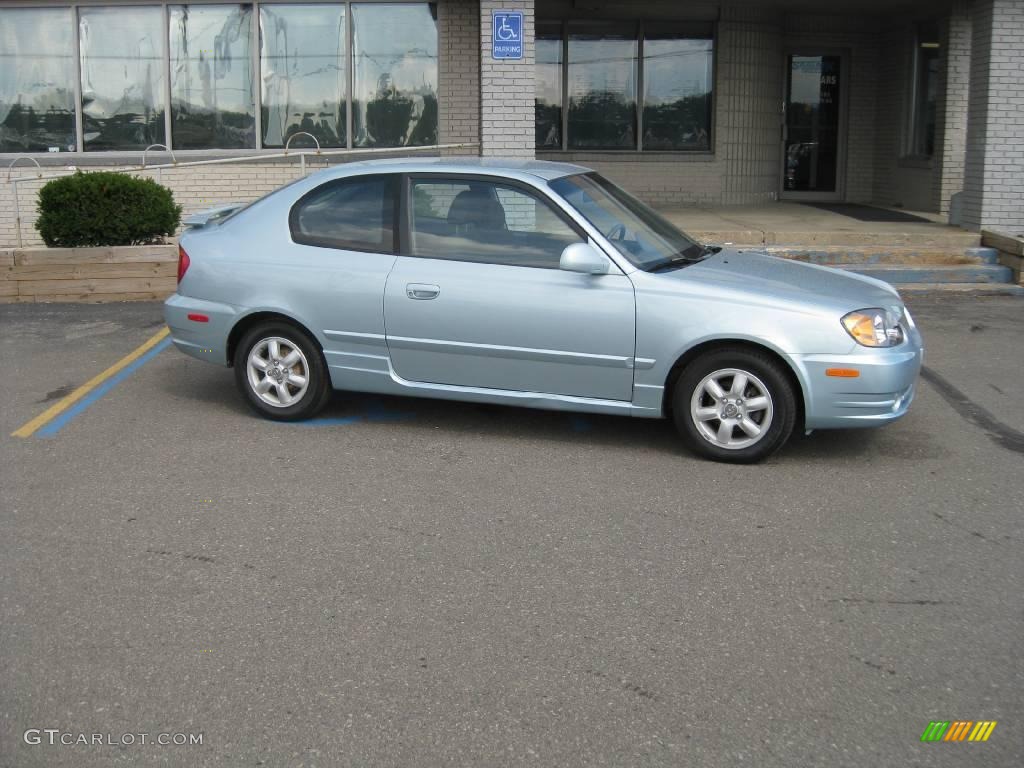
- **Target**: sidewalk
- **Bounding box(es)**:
[656,202,977,247]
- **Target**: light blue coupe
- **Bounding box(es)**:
[165,158,923,462]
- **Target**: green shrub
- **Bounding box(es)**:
[36,171,182,247]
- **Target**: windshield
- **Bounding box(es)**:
[549,172,707,271]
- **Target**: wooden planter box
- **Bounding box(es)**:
[0,244,178,303]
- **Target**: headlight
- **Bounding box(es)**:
[841,308,905,347]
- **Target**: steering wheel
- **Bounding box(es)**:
[607,223,627,241]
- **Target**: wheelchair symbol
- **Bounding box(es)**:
[496,15,519,42]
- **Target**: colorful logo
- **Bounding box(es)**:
[921,721,997,742]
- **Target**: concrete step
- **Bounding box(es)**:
[894,283,1024,297]
[769,245,998,266]
[836,263,1015,284]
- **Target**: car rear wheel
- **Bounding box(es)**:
[672,348,796,463]
[234,322,331,421]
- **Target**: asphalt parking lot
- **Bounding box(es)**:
[2,296,1022,767]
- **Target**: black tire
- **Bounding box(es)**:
[672,347,797,463]
[233,321,332,421]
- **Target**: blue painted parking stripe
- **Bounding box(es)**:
[36,338,173,438]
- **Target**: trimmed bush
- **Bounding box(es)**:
[36,171,182,247]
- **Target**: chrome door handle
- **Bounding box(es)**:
[406,283,440,300]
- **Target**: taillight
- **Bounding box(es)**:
[177,245,191,283]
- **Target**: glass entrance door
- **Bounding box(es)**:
[781,53,845,200]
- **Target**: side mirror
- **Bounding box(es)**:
[559,242,610,275]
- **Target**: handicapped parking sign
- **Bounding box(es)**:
[492,11,523,60]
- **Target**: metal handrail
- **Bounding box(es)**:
[283,132,321,154]
[6,155,42,182]
[4,142,479,247]
[141,144,178,168]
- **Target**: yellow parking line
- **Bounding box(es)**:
[12,327,170,438]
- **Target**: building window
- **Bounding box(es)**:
[170,4,256,150]
[80,6,167,151]
[535,25,562,149]
[260,3,348,149]
[536,22,713,152]
[351,3,438,148]
[0,8,76,153]
[0,3,437,155]
[908,22,940,157]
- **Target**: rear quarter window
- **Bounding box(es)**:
[289,174,398,253]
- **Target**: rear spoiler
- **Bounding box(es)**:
[183,203,246,229]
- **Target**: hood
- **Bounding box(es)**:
[675,249,902,312]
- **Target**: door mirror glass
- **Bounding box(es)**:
[559,242,609,274]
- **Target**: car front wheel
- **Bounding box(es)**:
[233,322,331,421]
[672,348,797,463]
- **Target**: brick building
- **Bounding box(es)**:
[1,0,1021,248]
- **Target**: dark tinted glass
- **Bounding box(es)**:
[535,27,562,149]
[0,8,77,153]
[290,175,397,252]
[785,55,841,192]
[411,180,581,269]
[260,3,347,149]
[79,6,166,151]
[170,4,256,149]
[567,29,637,150]
[352,3,438,148]
[642,34,712,151]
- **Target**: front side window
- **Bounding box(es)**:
[0,8,76,153]
[550,173,704,270]
[410,179,582,269]
[79,6,167,151]
[290,174,397,252]
[170,4,256,149]
[260,3,348,149]
[352,3,438,148]
[536,23,714,152]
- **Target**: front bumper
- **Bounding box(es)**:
[790,337,924,430]
[163,293,239,366]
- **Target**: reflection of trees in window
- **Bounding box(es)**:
[79,6,166,151]
[356,74,437,147]
[260,4,347,149]
[170,5,256,149]
[0,8,77,152]
[537,24,713,152]
[569,90,635,149]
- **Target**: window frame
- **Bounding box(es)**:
[288,171,400,254]
[399,172,588,270]
[0,0,439,159]
[902,20,941,161]
[535,18,716,155]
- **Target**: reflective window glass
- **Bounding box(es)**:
[535,26,562,149]
[642,34,712,151]
[352,3,437,148]
[260,4,347,149]
[0,8,76,153]
[79,6,166,151]
[411,179,581,269]
[567,28,637,150]
[290,174,397,252]
[170,4,256,149]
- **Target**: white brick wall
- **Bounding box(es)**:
[439,0,481,154]
[963,0,1024,230]
[479,0,535,157]
[937,2,972,214]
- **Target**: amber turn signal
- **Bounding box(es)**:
[825,368,860,378]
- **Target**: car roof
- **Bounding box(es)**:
[309,156,591,182]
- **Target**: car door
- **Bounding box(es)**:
[383,175,636,401]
